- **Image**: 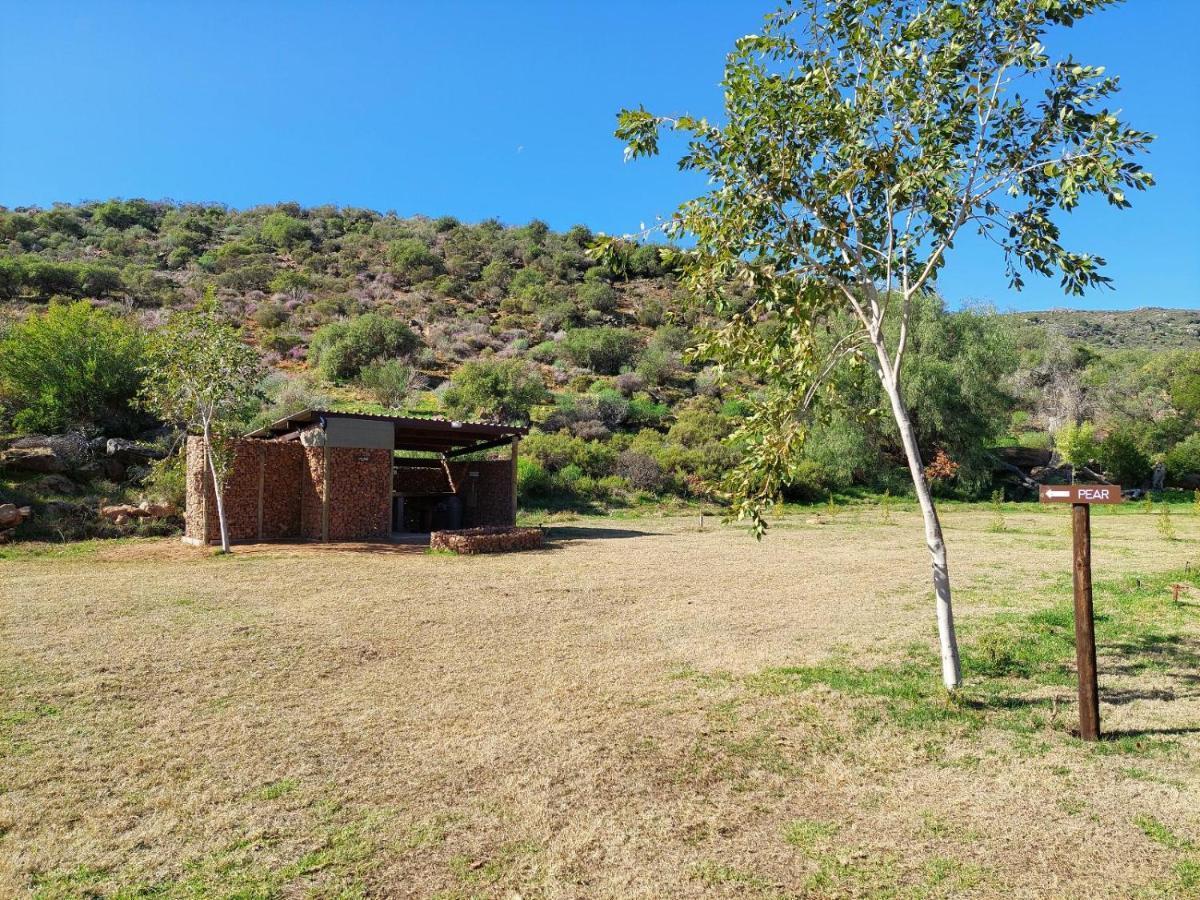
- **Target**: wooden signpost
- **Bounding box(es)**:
[1039,483,1123,740]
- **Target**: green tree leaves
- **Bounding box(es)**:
[0,301,144,434]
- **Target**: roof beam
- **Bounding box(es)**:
[443,436,516,458]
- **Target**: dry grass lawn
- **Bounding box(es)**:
[2,504,1198,898]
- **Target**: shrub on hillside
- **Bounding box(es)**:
[442,358,548,423]
[616,450,665,492]
[577,281,617,314]
[358,359,423,409]
[560,327,638,375]
[0,301,145,433]
[309,313,420,382]
[260,212,313,249]
[387,238,444,284]
[253,299,289,329]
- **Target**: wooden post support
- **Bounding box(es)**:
[256,445,265,541]
[321,444,330,543]
[510,436,519,525]
[1072,502,1101,741]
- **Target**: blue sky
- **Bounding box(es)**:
[1,0,1196,311]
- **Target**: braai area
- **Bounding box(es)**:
[183,409,525,546]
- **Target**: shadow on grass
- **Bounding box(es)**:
[544,525,654,543]
[1102,725,1200,739]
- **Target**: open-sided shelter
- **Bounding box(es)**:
[184,409,526,545]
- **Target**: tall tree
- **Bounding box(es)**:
[610,0,1152,688]
[139,292,263,553]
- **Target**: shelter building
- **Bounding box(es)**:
[183,409,526,545]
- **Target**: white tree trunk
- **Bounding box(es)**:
[202,421,231,553]
[878,367,963,690]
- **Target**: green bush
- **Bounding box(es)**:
[253,300,289,328]
[0,301,145,433]
[516,457,553,499]
[260,212,313,249]
[1099,428,1151,486]
[561,327,638,375]
[358,359,416,409]
[388,238,443,284]
[442,358,549,423]
[635,346,678,386]
[144,452,186,508]
[1166,434,1200,482]
[1055,422,1099,470]
[577,281,617,314]
[310,313,420,382]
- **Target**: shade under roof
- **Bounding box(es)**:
[245,409,527,455]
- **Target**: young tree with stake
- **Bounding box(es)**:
[139,292,263,553]
[608,0,1152,689]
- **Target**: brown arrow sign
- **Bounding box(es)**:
[1039,484,1123,504]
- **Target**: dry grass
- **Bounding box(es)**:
[2,505,1198,898]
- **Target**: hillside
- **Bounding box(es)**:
[1010,307,1200,351]
[2,200,1200,542]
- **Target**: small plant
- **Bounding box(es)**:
[1142,493,1154,515]
[1157,503,1176,541]
[826,491,838,518]
[879,489,893,524]
[987,489,1007,533]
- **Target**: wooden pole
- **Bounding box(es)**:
[256,445,265,541]
[1072,502,1101,741]
[510,437,519,525]
[321,444,330,543]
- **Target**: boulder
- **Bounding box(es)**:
[1030,464,1074,485]
[29,474,79,495]
[101,503,148,521]
[0,503,32,529]
[106,438,165,465]
[100,500,175,522]
[42,499,86,519]
[992,446,1053,470]
[138,499,176,518]
[0,446,67,474]
[95,457,129,482]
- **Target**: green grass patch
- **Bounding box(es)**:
[683,567,1199,754]
[256,778,299,801]
[1135,815,1196,852]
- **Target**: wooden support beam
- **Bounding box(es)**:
[256,445,265,540]
[510,436,519,525]
[443,436,517,458]
[321,444,330,543]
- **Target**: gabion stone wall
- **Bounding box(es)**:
[184,437,305,544]
[445,459,515,528]
[185,438,513,545]
[430,526,544,554]
[186,438,389,544]
[327,447,391,540]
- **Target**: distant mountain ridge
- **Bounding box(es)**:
[1007,307,1200,351]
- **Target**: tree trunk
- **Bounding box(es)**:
[203,422,231,553]
[878,367,963,690]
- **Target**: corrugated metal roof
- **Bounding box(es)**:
[245,408,528,445]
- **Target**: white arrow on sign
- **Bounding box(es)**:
[1045,489,1071,498]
